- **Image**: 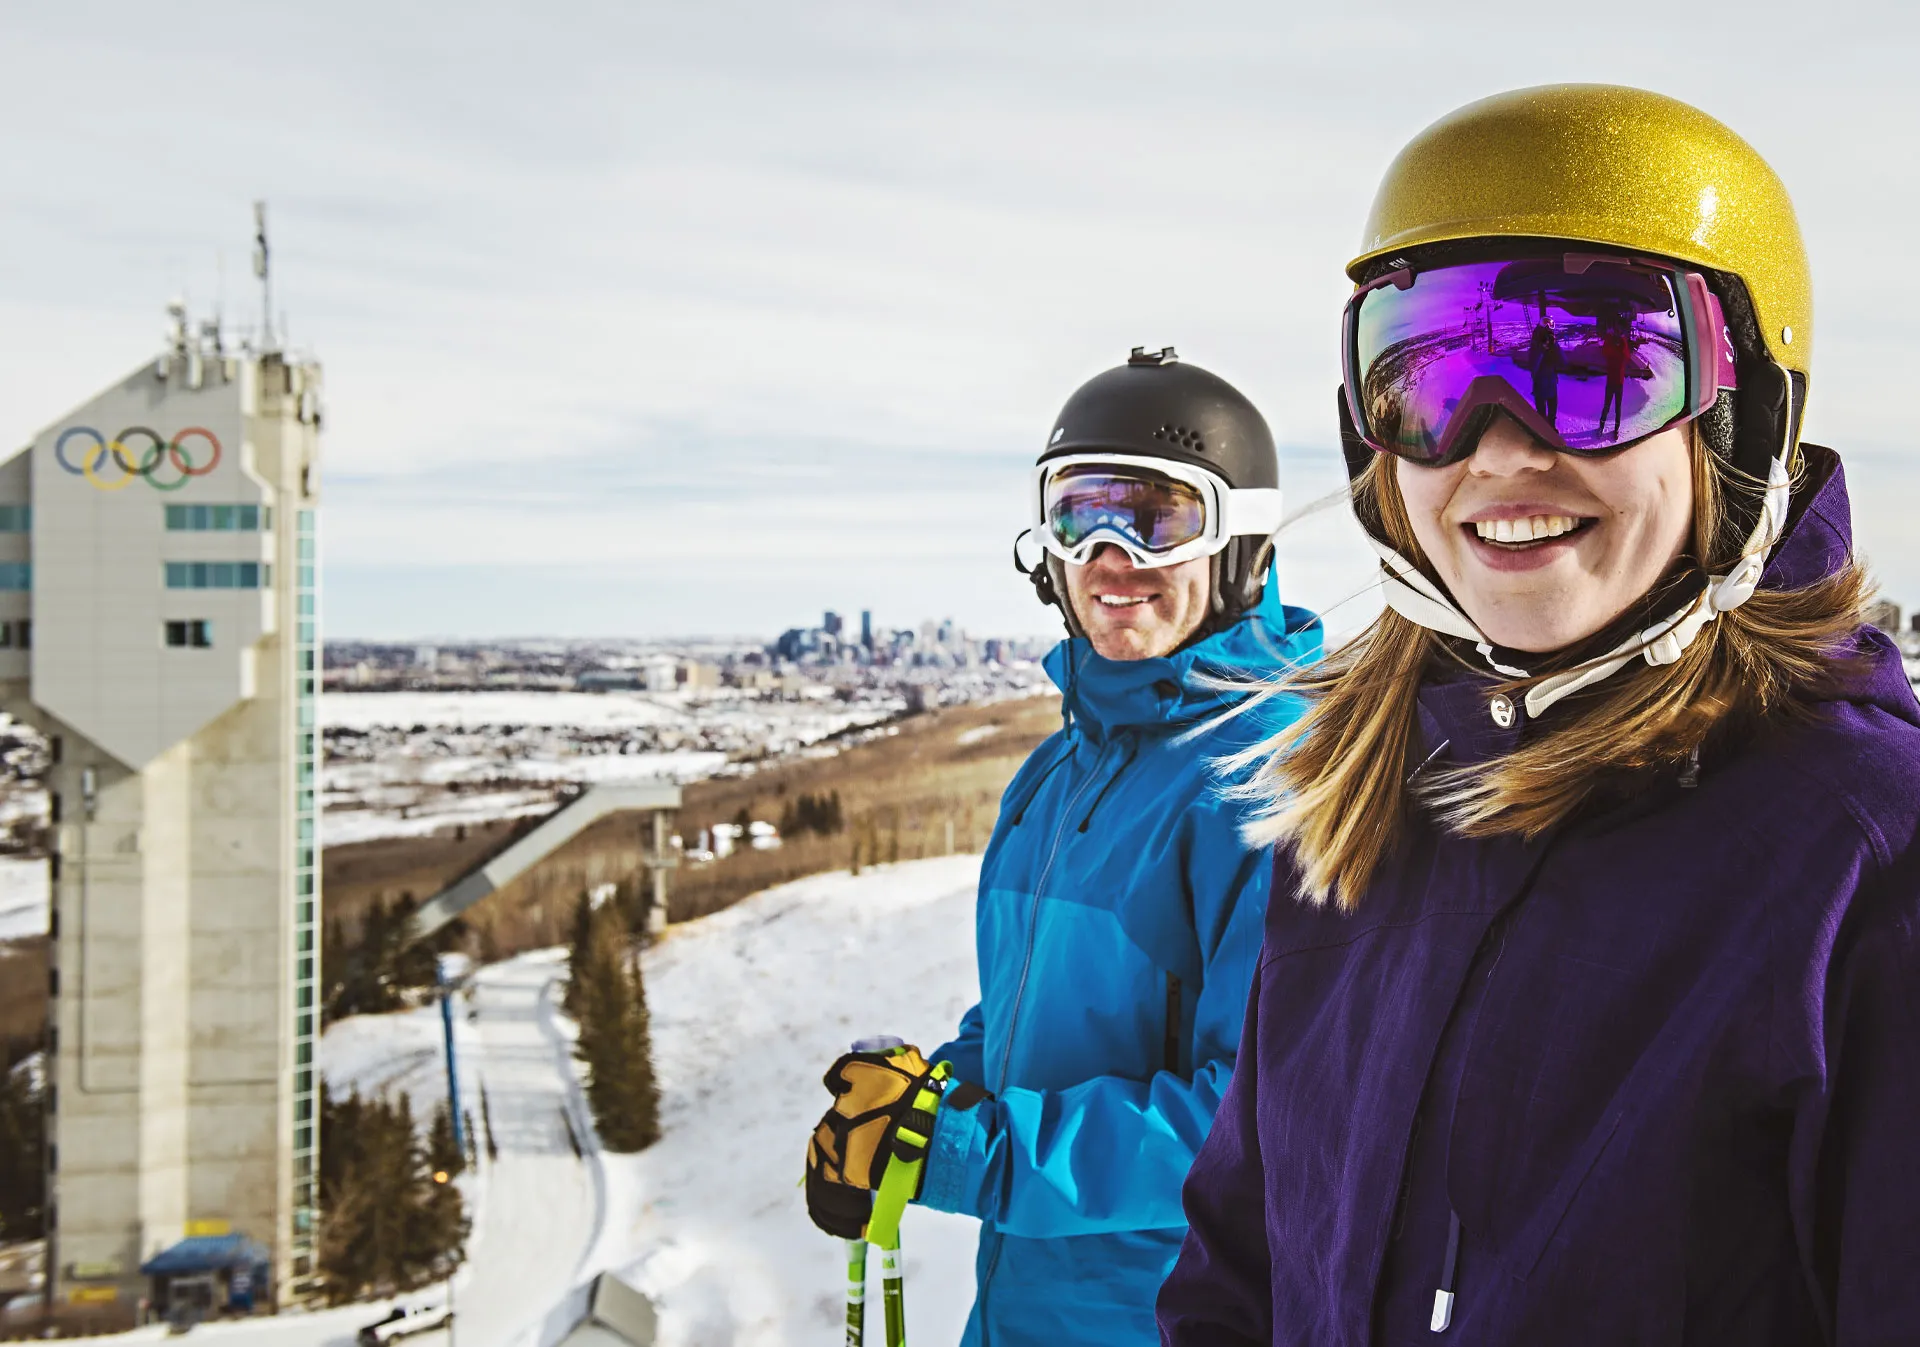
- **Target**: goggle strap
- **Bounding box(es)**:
[1684,274,1739,400]
[1224,487,1285,539]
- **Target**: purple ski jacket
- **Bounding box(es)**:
[1159,448,1920,1346]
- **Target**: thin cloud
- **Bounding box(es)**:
[0,2,1914,635]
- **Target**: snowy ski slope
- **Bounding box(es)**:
[589,856,984,1346]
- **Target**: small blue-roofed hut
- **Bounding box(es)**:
[140,1233,271,1321]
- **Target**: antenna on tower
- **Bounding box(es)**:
[252,200,274,352]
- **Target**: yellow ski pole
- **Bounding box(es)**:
[844,1237,868,1347]
[854,1041,950,1347]
[840,1034,903,1347]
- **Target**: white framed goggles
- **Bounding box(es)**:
[1033,453,1285,570]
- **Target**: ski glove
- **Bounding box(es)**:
[804,1045,989,1239]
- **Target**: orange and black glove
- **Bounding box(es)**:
[805,1046,950,1239]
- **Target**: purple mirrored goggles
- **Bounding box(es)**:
[1342,252,1739,467]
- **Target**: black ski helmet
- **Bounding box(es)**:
[1026,347,1281,636]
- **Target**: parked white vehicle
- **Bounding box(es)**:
[356,1301,453,1345]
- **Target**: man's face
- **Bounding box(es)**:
[1063,544,1212,660]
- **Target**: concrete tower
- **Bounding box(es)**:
[1,306,322,1316]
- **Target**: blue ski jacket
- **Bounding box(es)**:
[919,574,1322,1346]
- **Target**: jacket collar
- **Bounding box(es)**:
[1043,572,1323,741]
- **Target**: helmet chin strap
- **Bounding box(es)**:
[1373,367,1797,719]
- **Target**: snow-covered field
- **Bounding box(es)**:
[0,855,49,940]
[323,693,685,733]
[322,691,899,847]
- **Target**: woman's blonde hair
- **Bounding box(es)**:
[1237,434,1872,911]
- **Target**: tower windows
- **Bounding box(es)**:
[164,561,267,590]
[165,620,213,648]
[165,503,268,531]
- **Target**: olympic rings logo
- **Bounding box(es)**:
[53,426,223,493]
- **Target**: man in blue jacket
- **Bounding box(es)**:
[804,347,1321,1344]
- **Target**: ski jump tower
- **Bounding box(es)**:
[3,283,323,1314]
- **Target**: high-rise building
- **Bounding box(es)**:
[823,610,842,637]
[859,609,872,651]
[4,305,323,1314]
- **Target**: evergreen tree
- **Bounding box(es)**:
[0,1045,44,1240]
[427,1098,466,1178]
[561,888,594,1017]
[572,904,661,1153]
[324,893,444,1022]
[388,894,441,992]
[775,791,848,840]
[317,1084,469,1304]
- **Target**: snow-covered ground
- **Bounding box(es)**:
[0,855,49,940]
[589,856,982,1346]
[322,691,899,847]
[324,693,684,733]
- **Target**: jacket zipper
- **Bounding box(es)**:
[994,736,1115,1095]
[1424,861,1532,1335]
[978,735,1118,1338]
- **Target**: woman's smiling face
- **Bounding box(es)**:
[1394,413,1695,653]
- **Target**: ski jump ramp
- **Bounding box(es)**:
[408,781,682,943]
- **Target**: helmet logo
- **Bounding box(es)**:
[1050,426,1065,444]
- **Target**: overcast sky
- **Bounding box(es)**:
[0,2,1914,640]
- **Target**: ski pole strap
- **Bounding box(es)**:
[864,1060,952,1249]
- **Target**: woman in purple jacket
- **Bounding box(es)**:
[1159,85,1920,1346]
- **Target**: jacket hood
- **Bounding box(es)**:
[1043,566,1323,739]
[1418,444,1917,765]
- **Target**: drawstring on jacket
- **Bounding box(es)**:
[1078,732,1142,832]
[1009,746,1074,828]
[1430,1210,1462,1332]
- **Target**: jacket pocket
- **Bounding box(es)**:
[1443,924,1640,1284]
[1446,1082,1623,1281]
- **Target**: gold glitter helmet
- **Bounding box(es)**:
[1342,84,1811,505]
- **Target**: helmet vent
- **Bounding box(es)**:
[1153,424,1206,453]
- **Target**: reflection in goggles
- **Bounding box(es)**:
[1044,466,1207,554]
[1355,258,1690,462]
